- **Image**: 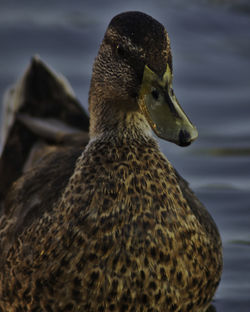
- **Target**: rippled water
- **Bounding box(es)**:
[0,0,250,310]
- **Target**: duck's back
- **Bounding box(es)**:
[0,137,222,312]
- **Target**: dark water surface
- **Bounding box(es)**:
[0,0,250,310]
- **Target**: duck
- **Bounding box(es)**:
[0,11,222,312]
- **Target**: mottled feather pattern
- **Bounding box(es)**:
[0,136,221,311]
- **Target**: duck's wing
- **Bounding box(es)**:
[174,169,221,244]
[0,145,83,259]
[0,56,89,205]
[0,58,89,258]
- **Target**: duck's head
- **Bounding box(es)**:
[89,11,198,146]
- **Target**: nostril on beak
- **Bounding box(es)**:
[179,129,191,147]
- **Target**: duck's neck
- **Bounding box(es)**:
[89,100,153,144]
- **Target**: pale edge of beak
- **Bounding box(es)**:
[138,64,198,147]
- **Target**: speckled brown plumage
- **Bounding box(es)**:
[0,11,222,312]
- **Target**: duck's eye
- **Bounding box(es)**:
[151,89,159,100]
[116,44,125,57]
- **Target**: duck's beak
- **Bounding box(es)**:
[138,64,198,146]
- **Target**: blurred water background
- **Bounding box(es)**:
[0,0,250,310]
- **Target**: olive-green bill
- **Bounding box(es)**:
[138,64,198,146]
